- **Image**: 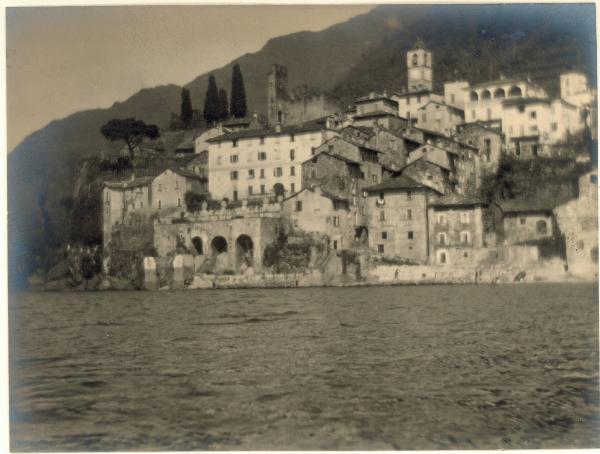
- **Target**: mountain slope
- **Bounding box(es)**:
[8,4,596,276]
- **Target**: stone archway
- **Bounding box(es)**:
[235,234,254,271]
[191,236,204,255]
[211,236,228,255]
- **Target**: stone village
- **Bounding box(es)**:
[101,40,598,289]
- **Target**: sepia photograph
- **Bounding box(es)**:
[5,1,599,451]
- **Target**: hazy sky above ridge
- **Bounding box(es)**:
[6,4,373,151]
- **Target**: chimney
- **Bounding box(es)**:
[383,90,388,97]
[252,111,258,119]
[369,91,375,99]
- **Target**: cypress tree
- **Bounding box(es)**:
[217,88,230,121]
[203,73,219,125]
[230,63,247,118]
[180,88,193,129]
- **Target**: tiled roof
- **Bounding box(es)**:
[418,100,465,115]
[206,120,328,143]
[496,198,556,213]
[105,176,155,190]
[354,93,398,105]
[364,175,425,192]
[429,193,487,207]
[352,110,398,120]
[304,150,361,166]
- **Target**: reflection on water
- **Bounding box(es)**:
[9,284,599,450]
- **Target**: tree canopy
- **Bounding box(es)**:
[180,88,193,129]
[217,88,230,121]
[203,73,219,125]
[230,63,247,118]
[100,118,160,164]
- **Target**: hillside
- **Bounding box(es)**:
[8,3,597,276]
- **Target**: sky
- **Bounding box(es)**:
[6,4,373,152]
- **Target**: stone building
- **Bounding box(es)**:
[456,123,504,186]
[102,168,207,249]
[501,98,582,157]
[267,64,340,126]
[417,100,465,136]
[399,156,453,195]
[153,201,282,273]
[493,199,556,245]
[206,121,338,202]
[463,78,548,129]
[427,194,489,265]
[554,168,598,277]
[364,175,438,263]
[281,187,355,251]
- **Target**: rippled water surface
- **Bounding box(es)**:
[9,284,599,450]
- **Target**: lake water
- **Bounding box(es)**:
[9,284,599,450]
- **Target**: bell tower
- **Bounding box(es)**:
[267,64,289,125]
[407,38,433,92]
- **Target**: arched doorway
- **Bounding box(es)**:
[273,183,285,198]
[191,236,203,255]
[235,235,254,271]
[211,236,228,255]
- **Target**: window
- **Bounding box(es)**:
[438,232,447,245]
[290,183,295,193]
[290,134,295,142]
[536,220,548,234]
[290,166,295,176]
[248,186,253,195]
[230,155,239,163]
[333,216,340,227]
[439,251,447,264]
[460,231,470,244]
[333,240,338,250]
[551,123,558,132]
[520,218,526,225]
[260,137,265,145]
[378,244,385,253]
[437,213,446,225]
[274,167,283,177]
[310,169,317,178]
[382,231,388,240]
[230,171,239,180]
[530,111,537,119]
[372,174,378,182]
[379,210,385,221]
[412,53,418,65]
[258,152,267,161]
[460,212,470,224]
[290,149,295,160]
[248,169,255,179]
[175,180,179,190]
[260,184,265,194]
[158,200,162,209]
[328,144,334,153]
[407,190,412,201]
[177,198,181,207]
[295,201,303,211]
[232,139,238,148]
[530,125,538,133]
[407,209,412,220]
[311,147,316,156]
[463,252,469,258]
[379,192,385,201]
[139,201,143,209]
[260,169,265,179]
[233,190,238,201]
[407,231,414,240]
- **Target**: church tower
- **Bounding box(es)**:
[267,64,289,125]
[407,39,433,92]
